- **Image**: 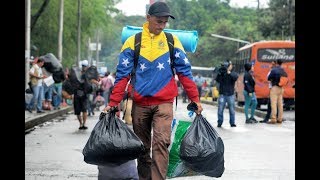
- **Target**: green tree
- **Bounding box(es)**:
[257,0,295,40]
[30,0,118,68]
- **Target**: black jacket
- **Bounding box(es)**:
[216,71,238,96]
[243,71,255,93]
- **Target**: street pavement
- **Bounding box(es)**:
[25,99,295,180]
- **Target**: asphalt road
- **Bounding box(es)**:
[25,99,295,180]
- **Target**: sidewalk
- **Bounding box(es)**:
[25,105,74,131]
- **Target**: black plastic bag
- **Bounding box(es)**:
[180,114,225,177]
[68,67,82,89]
[83,66,99,94]
[40,53,63,73]
[52,68,65,83]
[62,79,74,95]
[97,160,139,180]
[82,110,145,166]
[85,65,99,81]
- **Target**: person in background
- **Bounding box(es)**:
[87,91,96,116]
[267,59,287,124]
[41,65,54,111]
[261,60,277,123]
[193,73,205,98]
[26,58,45,113]
[73,60,91,130]
[52,69,66,110]
[100,71,113,106]
[104,2,203,179]
[243,62,258,124]
[215,60,239,127]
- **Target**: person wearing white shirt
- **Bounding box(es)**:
[26,58,45,113]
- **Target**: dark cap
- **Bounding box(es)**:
[148,1,175,19]
[221,60,231,68]
[244,62,252,71]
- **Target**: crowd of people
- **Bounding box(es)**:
[25,56,115,124]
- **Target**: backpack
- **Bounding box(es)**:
[278,69,288,87]
[278,76,288,87]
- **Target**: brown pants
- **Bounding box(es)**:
[132,103,173,180]
[270,86,284,122]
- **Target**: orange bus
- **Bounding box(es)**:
[234,40,295,109]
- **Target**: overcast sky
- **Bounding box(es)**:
[115,0,270,16]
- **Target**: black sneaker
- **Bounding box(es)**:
[250,117,258,123]
[245,119,254,124]
[79,126,83,130]
[82,126,88,130]
[217,124,222,128]
[260,120,268,123]
[37,110,45,113]
[26,108,32,113]
[230,124,237,127]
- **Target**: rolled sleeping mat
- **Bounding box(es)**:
[121,25,198,53]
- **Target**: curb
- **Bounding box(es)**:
[25,106,74,131]
[201,100,267,119]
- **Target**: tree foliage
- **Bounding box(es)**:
[29,0,295,71]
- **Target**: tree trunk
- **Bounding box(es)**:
[31,0,51,32]
[58,0,64,62]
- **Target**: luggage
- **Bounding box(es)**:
[167,119,200,178]
[82,110,145,166]
[180,114,225,178]
[97,160,139,180]
[68,67,82,89]
[40,53,63,73]
[52,69,65,83]
[62,79,74,95]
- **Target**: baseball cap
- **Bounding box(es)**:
[148,1,175,19]
[221,60,231,68]
[81,60,89,67]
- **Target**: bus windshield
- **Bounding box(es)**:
[257,48,295,62]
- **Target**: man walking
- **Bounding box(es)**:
[104,2,203,179]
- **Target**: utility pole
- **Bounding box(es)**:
[58,0,64,62]
[87,37,91,65]
[95,29,100,66]
[77,0,81,66]
[25,0,31,90]
[289,0,294,40]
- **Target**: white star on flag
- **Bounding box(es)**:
[157,62,165,70]
[122,58,129,67]
[167,58,171,64]
[140,63,146,71]
[175,51,180,58]
[183,57,189,64]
